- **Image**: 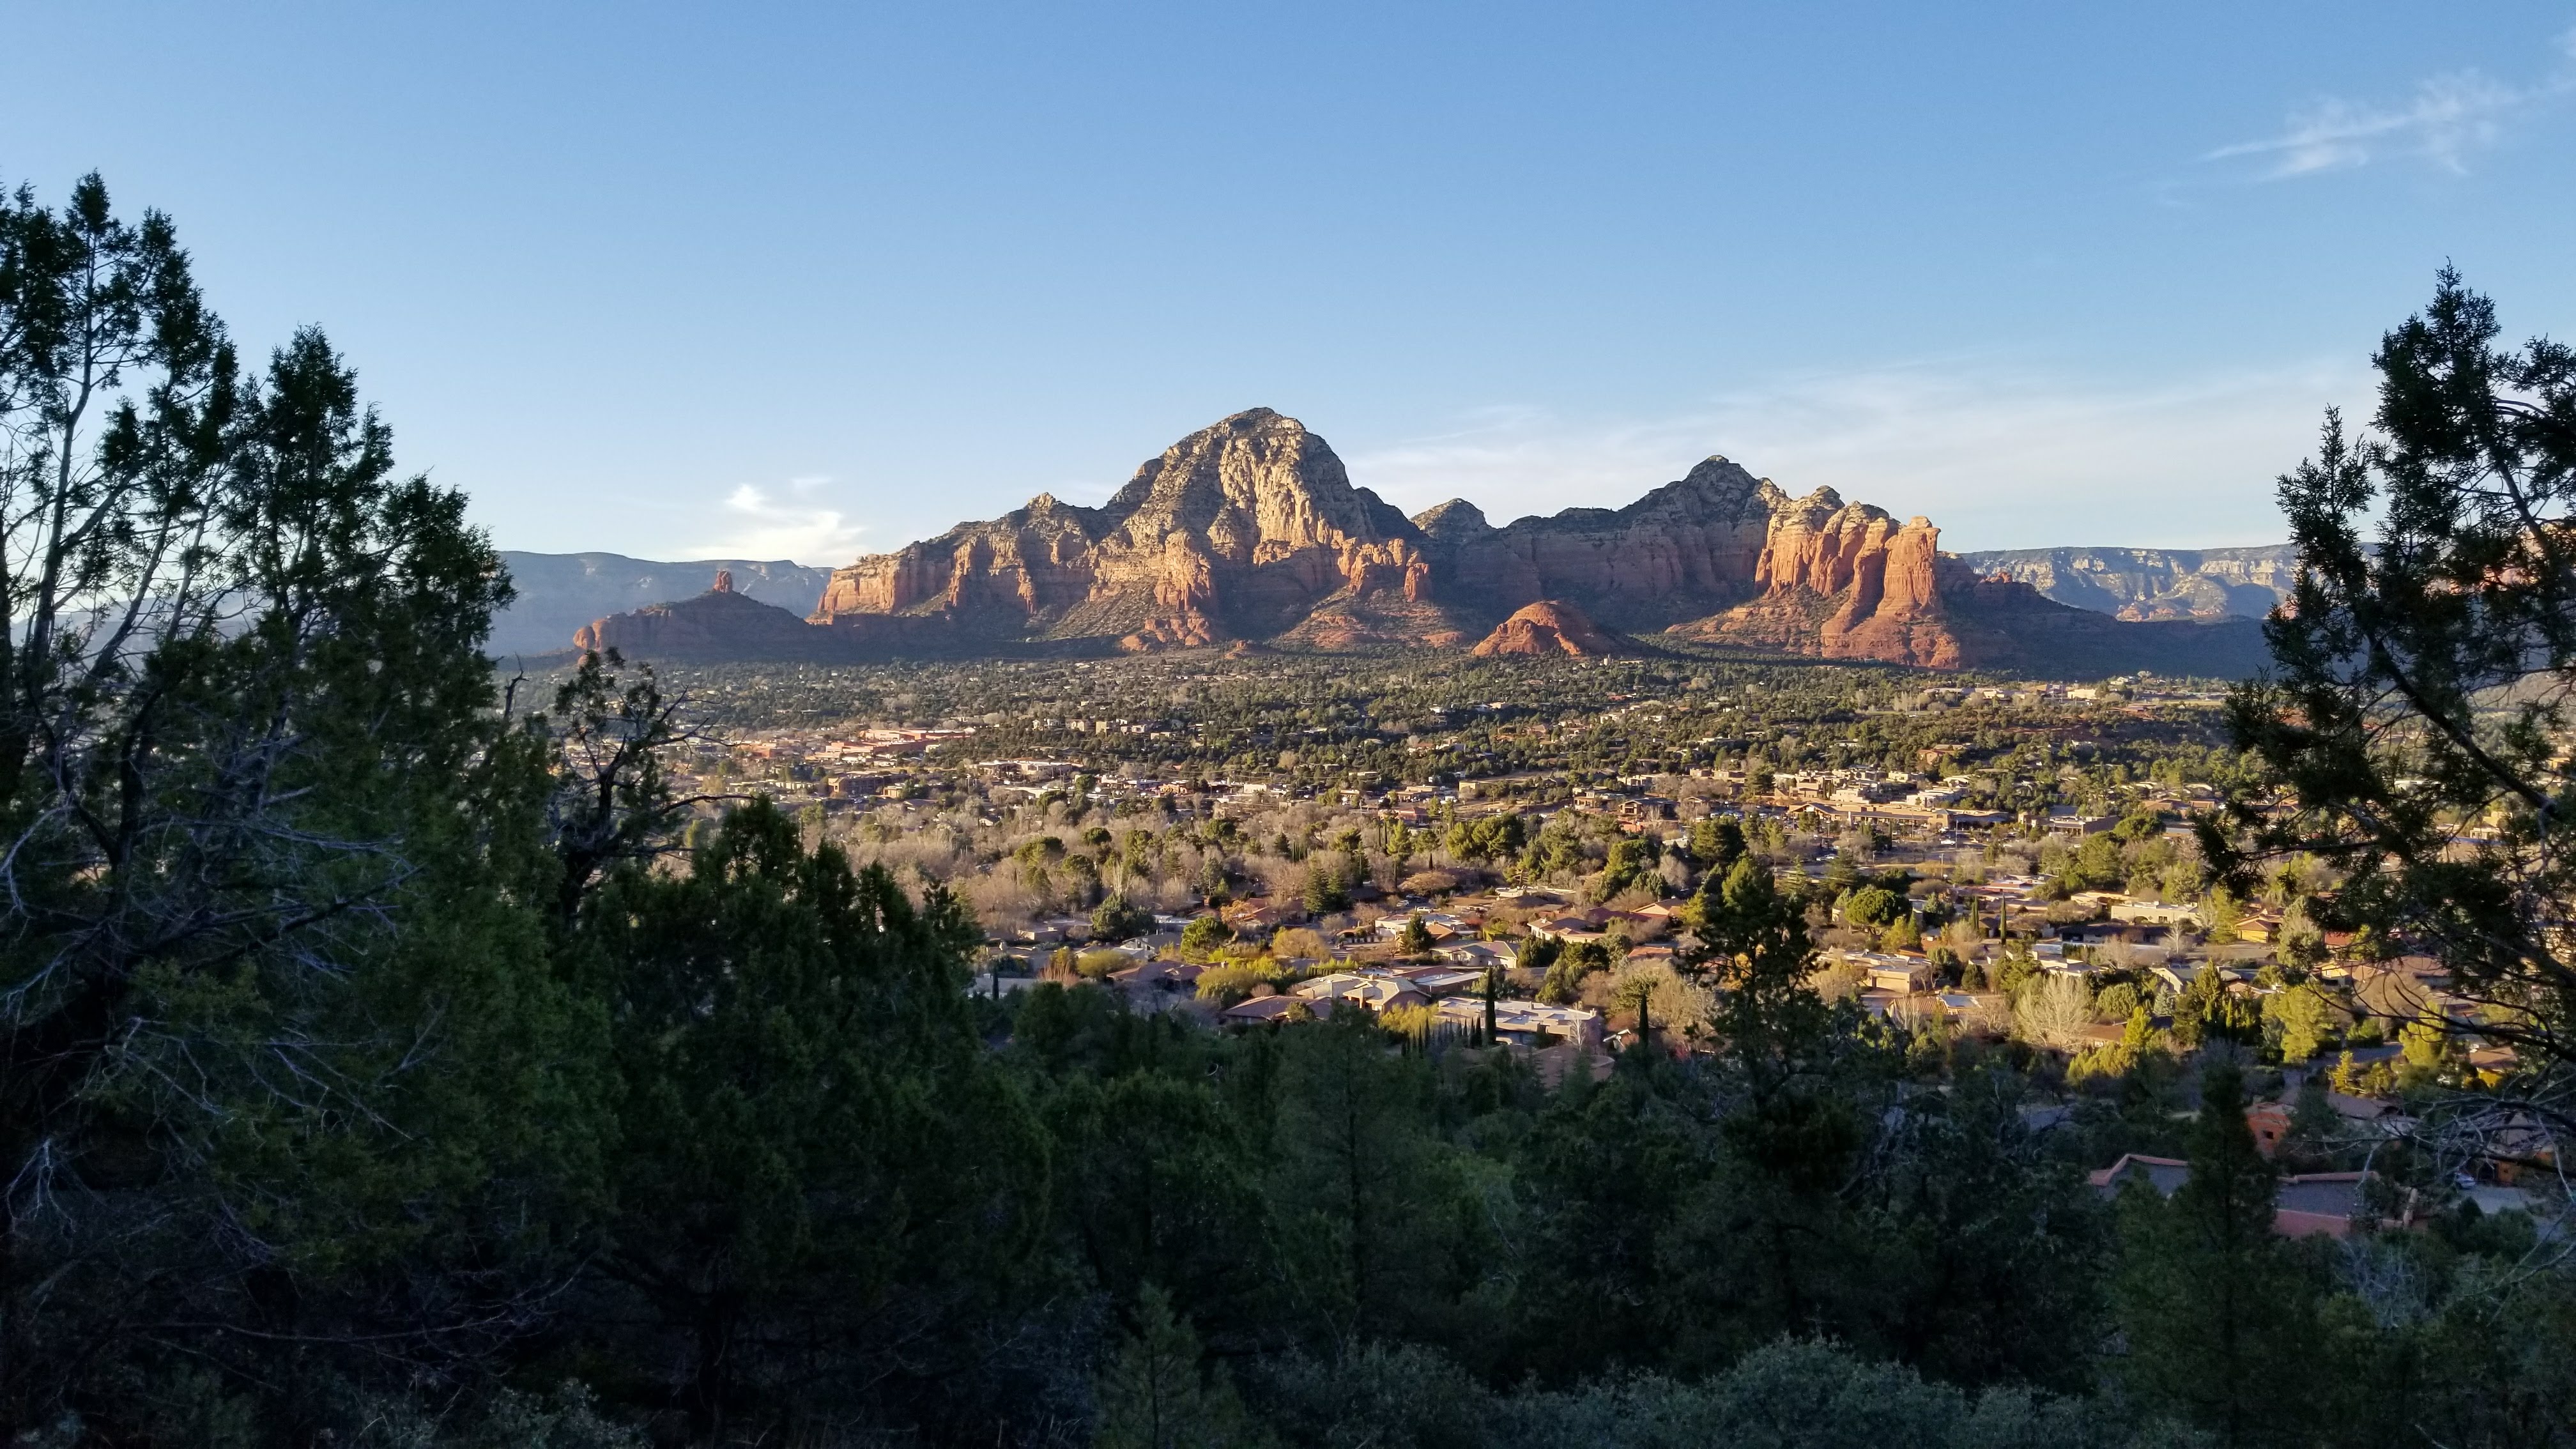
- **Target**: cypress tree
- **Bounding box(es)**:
[2113,1060,2317,1446]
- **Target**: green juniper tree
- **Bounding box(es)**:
[0,175,590,1439]
[567,797,1050,1439]
[2215,268,2576,1134]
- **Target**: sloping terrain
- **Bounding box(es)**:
[1471,601,1633,657]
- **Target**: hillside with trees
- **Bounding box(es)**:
[3,179,2570,1448]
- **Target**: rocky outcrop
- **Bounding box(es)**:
[813,409,1434,652]
[1952,545,2296,620]
[1471,601,1629,657]
[795,407,2270,676]
[1680,523,2273,675]
[574,570,859,661]
[493,552,829,657]
[1407,457,1777,631]
[1648,488,1975,667]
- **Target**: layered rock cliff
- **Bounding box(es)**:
[1662,493,1934,663]
[1952,545,2296,620]
[1673,494,2271,673]
[564,407,2268,677]
[811,409,1455,652]
[1406,458,1776,630]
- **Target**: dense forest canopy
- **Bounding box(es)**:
[2,179,2571,1448]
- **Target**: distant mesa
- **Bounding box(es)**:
[558,406,2273,677]
[1954,545,2296,621]
[1471,601,1629,657]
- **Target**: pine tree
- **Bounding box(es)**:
[2114,1061,2317,1446]
[1093,1284,1252,1449]
[1658,855,1879,1365]
[1397,913,1434,955]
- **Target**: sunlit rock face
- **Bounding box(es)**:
[570,407,2267,675]
[1469,601,1630,657]
[811,408,1446,652]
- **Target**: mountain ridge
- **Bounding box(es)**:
[1954,544,2296,621]
[562,409,2271,677]
[491,551,829,657]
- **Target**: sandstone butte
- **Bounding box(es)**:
[573,408,2269,676]
[572,569,854,661]
[1470,601,1630,658]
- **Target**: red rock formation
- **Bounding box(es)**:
[1411,461,1777,630]
[1471,601,1629,657]
[576,571,853,660]
[1670,491,1986,667]
[812,409,1430,650]
[797,408,2268,675]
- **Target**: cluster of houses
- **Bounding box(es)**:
[2082,1082,2542,1239]
[980,884,1655,1062]
[1818,868,2515,1077]
[2085,1151,2409,1238]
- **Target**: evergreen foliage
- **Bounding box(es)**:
[8,181,2574,1449]
[2113,1062,2315,1447]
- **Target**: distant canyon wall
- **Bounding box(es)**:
[1953,545,2295,622]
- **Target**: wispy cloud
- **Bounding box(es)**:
[1344,358,2365,552]
[689,476,868,564]
[2207,29,2575,180]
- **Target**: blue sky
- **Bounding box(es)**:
[6,3,2572,562]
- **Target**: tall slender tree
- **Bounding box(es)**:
[2113,1062,2315,1447]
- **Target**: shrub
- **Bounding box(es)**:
[1089,895,1154,944]
[1194,961,1284,1006]
[1181,914,1232,960]
[1270,926,1331,962]
[2096,983,2141,1022]
[1843,885,1905,928]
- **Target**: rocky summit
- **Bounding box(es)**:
[572,408,2271,675]
[574,569,853,661]
[1470,601,1629,657]
[808,408,1455,652]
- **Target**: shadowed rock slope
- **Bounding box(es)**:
[573,571,861,662]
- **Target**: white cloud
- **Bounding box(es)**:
[689,478,868,564]
[1344,358,2366,552]
[2208,34,2574,180]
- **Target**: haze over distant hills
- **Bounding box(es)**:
[530,409,2282,677]
[489,553,829,657]
[1955,545,2294,622]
